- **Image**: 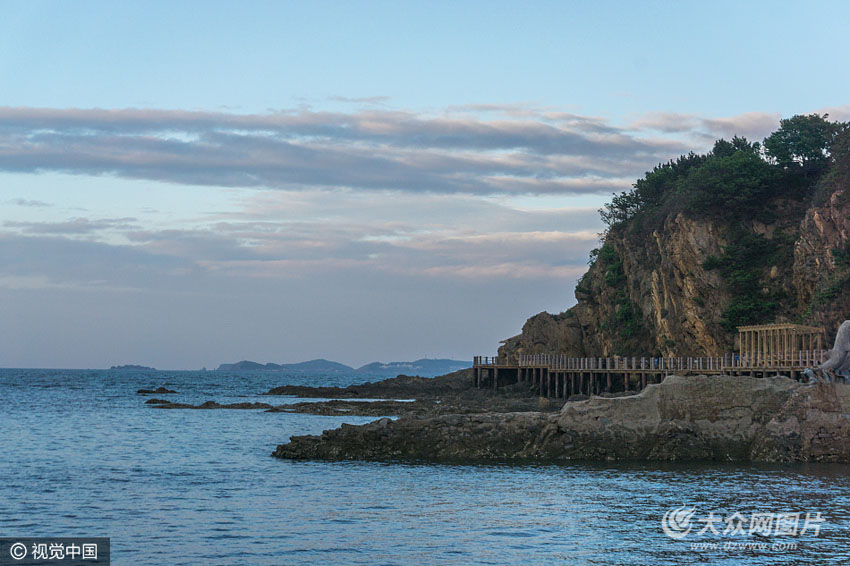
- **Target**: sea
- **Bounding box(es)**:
[2,368,849,565]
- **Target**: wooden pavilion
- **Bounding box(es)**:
[736,323,823,366]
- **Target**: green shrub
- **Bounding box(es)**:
[702,230,786,331]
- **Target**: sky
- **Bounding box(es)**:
[1,1,849,369]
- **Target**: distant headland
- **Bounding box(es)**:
[217,358,470,377]
[110,364,156,371]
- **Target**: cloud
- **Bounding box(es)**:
[701,112,782,141]
[327,95,390,106]
[2,105,813,199]
[0,186,604,293]
[816,105,850,123]
[629,110,795,144]
[0,232,194,290]
[5,217,137,235]
[0,105,690,196]
[0,103,831,369]
[7,198,51,207]
[628,112,702,134]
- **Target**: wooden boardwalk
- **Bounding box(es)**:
[473,351,828,398]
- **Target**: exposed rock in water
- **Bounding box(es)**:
[137,386,178,395]
[274,413,552,462]
[264,369,474,398]
[266,395,558,417]
[273,375,850,463]
[149,398,418,414]
[266,400,434,416]
[148,368,561,416]
[153,400,273,410]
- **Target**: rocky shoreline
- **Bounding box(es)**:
[273,374,850,463]
[262,371,474,399]
[146,369,563,417]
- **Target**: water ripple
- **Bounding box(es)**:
[2,368,850,565]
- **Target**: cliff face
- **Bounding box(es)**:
[500,211,800,358]
[500,167,850,359]
[500,214,730,357]
[793,188,850,333]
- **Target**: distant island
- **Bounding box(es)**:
[110,364,156,371]
[217,358,471,377]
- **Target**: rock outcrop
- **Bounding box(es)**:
[148,369,561,417]
[500,208,817,359]
[554,374,798,461]
[499,139,850,360]
[274,375,850,463]
[274,412,554,462]
[499,191,850,357]
[137,386,178,395]
[264,370,474,398]
[501,213,736,358]
[751,380,850,462]
[152,400,274,410]
[793,187,850,331]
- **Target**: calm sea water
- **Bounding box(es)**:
[2,368,849,565]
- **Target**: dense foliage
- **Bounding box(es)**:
[600,114,847,231]
[764,114,847,172]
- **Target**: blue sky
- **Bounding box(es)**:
[1,1,849,369]
[2,1,848,116]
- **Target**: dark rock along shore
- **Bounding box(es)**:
[145,369,561,417]
[273,374,850,463]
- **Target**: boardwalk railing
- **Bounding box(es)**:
[474,351,828,372]
[472,351,830,397]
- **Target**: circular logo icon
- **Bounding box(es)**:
[9,542,27,560]
[662,506,697,539]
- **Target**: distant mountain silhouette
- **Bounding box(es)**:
[281,359,355,372]
[217,359,354,372]
[217,358,470,377]
[356,358,471,377]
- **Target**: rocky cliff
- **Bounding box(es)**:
[500,209,802,358]
[793,191,850,331]
[500,129,850,359]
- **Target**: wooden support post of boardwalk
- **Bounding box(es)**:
[473,323,828,397]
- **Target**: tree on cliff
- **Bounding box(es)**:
[599,151,705,227]
[763,113,844,172]
[685,144,777,217]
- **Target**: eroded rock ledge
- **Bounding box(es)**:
[146,369,562,416]
[263,371,472,399]
[273,375,850,463]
